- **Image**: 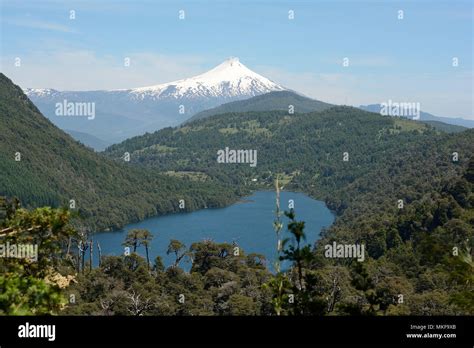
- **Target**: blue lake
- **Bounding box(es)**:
[93,191,334,270]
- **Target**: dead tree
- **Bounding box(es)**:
[127,290,153,316]
[97,241,102,267]
[78,240,89,273]
[327,273,341,313]
[89,238,93,272]
[77,242,83,273]
[66,236,72,258]
[77,228,89,273]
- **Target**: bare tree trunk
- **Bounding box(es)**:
[97,241,102,267]
[81,241,86,273]
[89,239,93,272]
[145,245,150,270]
[76,242,81,273]
[66,236,71,257]
[327,274,340,313]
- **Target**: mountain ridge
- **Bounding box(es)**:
[186,92,469,133]
[186,90,333,123]
[359,104,474,129]
[23,58,287,145]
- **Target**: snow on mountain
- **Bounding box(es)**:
[24,88,60,98]
[126,57,285,100]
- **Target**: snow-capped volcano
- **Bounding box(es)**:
[24,58,288,147]
[124,57,285,100]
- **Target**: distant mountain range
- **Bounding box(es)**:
[359,104,474,129]
[24,58,286,145]
[23,59,473,151]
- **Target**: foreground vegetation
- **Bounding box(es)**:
[0,157,472,315]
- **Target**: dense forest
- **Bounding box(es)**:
[187,90,332,123]
[0,73,472,315]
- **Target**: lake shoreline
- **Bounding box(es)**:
[92,191,335,270]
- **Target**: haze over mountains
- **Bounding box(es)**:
[23,57,473,151]
[24,58,286,146]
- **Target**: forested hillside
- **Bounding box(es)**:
[106,106,473,218]
[421,120,467,133]
[0,74,241,231]
[186,90,332,123]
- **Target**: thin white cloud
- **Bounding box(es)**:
[5,19,78,33]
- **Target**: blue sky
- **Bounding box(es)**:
[1,0,473,118]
